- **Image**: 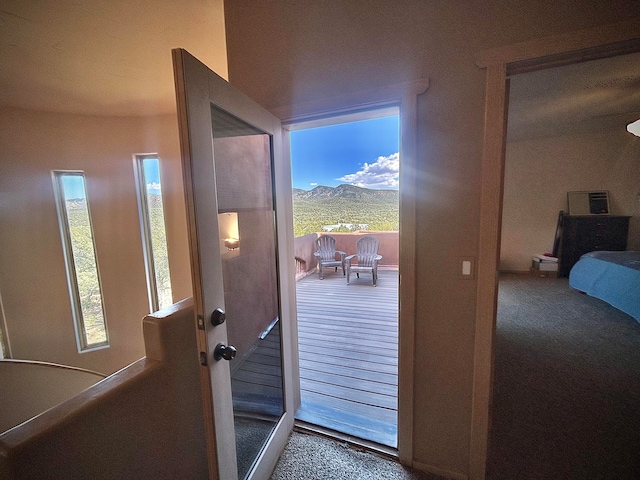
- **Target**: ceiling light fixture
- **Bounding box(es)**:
[627,119,640,137]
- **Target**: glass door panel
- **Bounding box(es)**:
[211,106,285,479]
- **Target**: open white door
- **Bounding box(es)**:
[172,49,298,480]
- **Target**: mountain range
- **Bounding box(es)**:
[292,184,398,202]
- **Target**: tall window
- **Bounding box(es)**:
[52,171,108,351]
[134,155,172,312]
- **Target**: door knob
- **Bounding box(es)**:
[214,343,237,361]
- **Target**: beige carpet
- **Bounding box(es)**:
[271,432,445,480]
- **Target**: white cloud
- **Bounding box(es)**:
[310,182,318,186]
[147,182,161,192]
[338,153,399,189]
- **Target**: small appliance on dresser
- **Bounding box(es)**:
[556,191,630,277]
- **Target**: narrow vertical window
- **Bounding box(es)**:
[134,155,173,312]
[52,172,108,351]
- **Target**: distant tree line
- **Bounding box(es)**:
[292,186,399,237]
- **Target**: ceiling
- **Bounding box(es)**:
[508,51,640,142]
[1,2,639,129]
[0,0,228,117]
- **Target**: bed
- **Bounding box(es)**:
[569,250,640,323]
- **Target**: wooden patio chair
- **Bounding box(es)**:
[313,235,346,279]
[345,235,382,286]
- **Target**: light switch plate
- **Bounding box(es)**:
[458,256,476,279]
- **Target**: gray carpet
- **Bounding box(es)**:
[487,274,640,480]
[270,432,445,480]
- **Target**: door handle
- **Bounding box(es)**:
[214,343,237,361]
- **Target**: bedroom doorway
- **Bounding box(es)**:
[472,27,637,478]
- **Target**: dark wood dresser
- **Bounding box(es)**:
[557,215,630,277]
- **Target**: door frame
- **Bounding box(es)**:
[272,77,429,465]
[470,17,640,480]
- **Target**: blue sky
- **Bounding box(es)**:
[142,157,162,193]
[290,115,399,191]
[61,174,87,200]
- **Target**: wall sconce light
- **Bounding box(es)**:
[627,119,640,137]
[224,238,239,251]
[219,212,239,253]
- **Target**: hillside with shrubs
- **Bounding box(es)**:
[292,184,398,237]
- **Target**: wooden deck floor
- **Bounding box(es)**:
[294,268,399,448]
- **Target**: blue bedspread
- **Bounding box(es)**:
[569,251,640,323]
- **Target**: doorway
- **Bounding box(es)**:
[288,110,401,449]
[489,51,640,479]
[176,47,426,474]
[471,20,640,479]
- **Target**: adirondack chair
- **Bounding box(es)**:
[345,235,382,286]
[313,235,346,279]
